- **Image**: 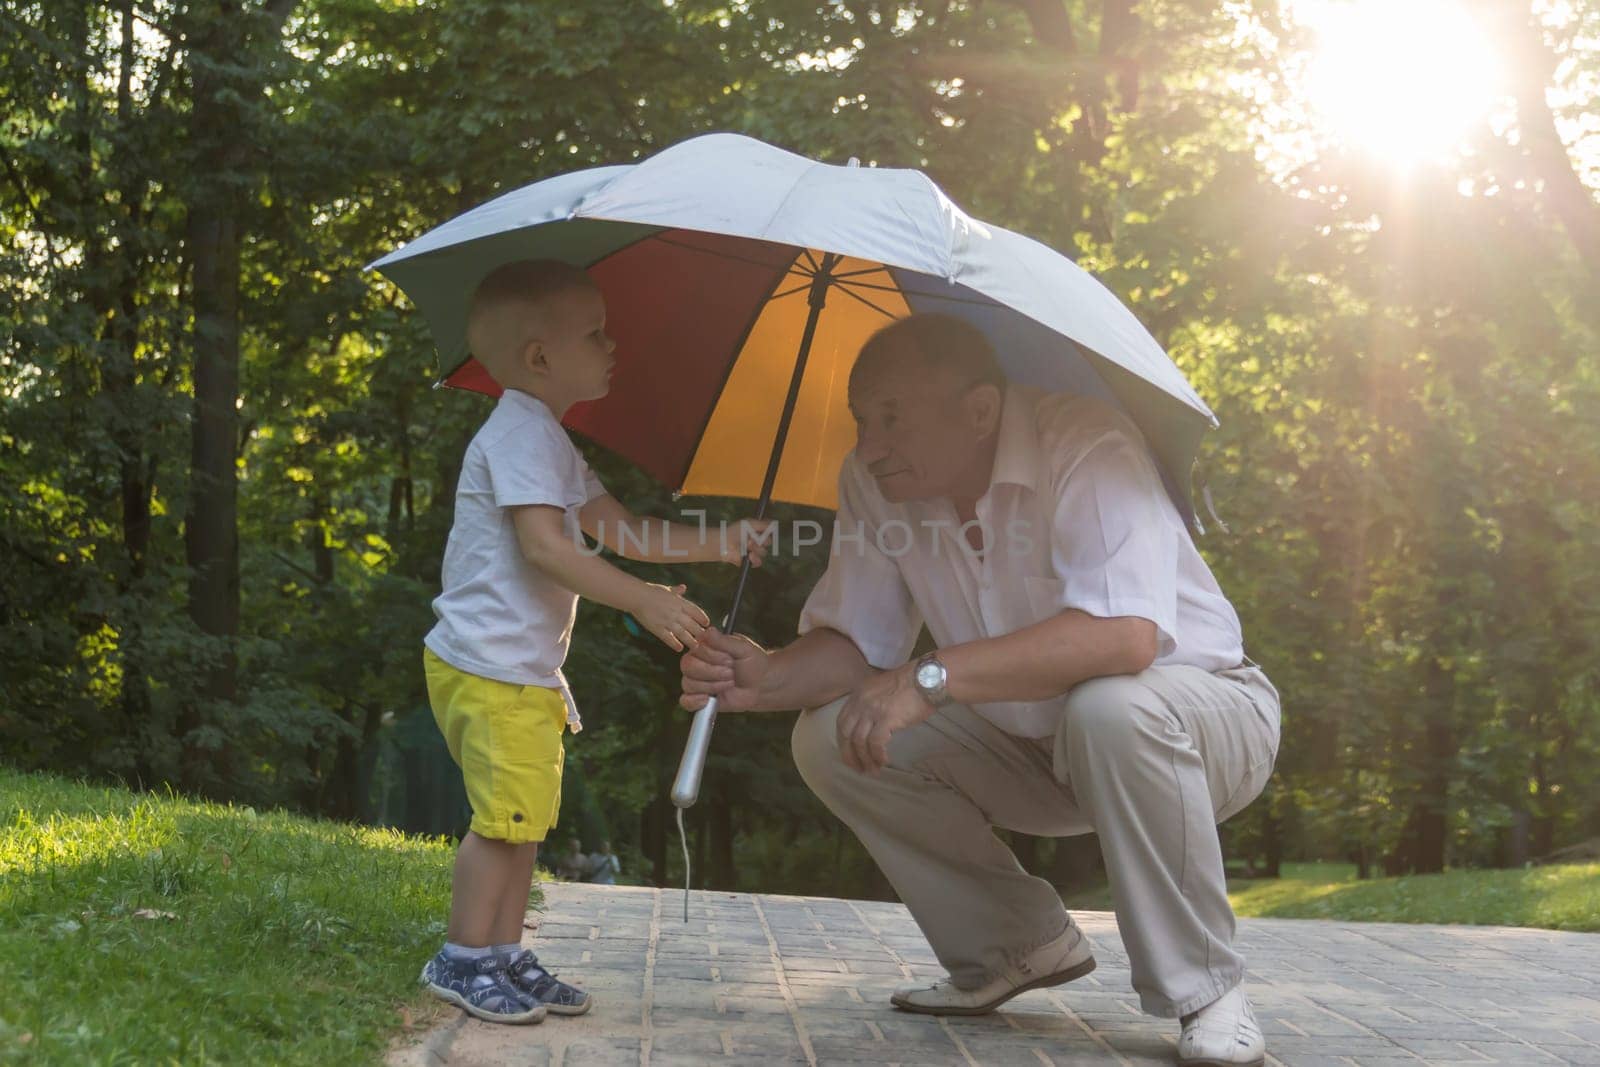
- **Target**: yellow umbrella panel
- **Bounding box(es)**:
[680,254,912,511]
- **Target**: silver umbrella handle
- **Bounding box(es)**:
[671,696,719,808]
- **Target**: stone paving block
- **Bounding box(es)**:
[1390,1038,1495,1060]
[1553,1052,1600,1067]
[389,882,1600,1067]
[1485,1025,1599,1047]
[1457,1044,1568,1065]
[1271,1035,1430,1058]
[810,1036,966,1065]
[564,1037,643,1065]
[993,1016,1089,1042]
[1369,1024,1504,1042]
[650,1029,726,1056]
[1075,1010,1161,1032]
[1098,1027,1180,1059]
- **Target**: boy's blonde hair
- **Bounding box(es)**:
[465,259,596,376]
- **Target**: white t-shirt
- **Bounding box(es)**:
[799,386,1244,738]
[425,390,605,727]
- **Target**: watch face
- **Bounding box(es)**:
[916,661,943,689]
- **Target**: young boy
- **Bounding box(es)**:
[420,259,765,1024]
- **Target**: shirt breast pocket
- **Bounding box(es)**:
[1023,576,1067,625]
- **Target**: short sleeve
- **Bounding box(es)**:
[579,455,606,504]
[1044,431,1181,656]
[798,460,923,668]
[483,417,591,511]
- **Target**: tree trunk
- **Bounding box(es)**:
[709,788,736,890]
[1262,806,1282,879]
[178,0,298,791]
[1499,5,1600,285]
[1011,832,1040,877]
[1414,710,1454,874]
[1049,833,1104,890]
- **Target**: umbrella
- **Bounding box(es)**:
[367,132,1218,811]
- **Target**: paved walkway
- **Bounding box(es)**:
[391,883,1600,1067]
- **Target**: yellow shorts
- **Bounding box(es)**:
[423,649,566,845]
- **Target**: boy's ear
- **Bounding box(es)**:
[520,338,546,375]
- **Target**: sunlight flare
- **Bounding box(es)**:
[1297,0,1506,165]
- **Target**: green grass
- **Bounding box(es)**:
[1062,860,1600,932]
[0,767,474,1065]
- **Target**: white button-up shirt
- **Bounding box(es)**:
[799,386,1244,738]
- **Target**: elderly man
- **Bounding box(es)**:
[680,313,1280,1067]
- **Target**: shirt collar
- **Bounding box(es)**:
[987,384,1042,493]
[501,388,556,422]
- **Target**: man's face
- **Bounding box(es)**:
[848,348,989,503]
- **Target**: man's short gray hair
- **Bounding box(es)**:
[851,313,1005,390]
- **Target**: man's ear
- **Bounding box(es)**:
[964,382,1002,437]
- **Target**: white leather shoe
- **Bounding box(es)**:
[890,922,1095,1016]
[1178,986,1265,1066]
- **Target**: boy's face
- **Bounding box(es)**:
[534,284,615,402]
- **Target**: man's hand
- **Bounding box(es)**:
[631,583,710,652]
[680,629,770,711]
[836,665,936,774]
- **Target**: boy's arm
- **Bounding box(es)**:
[578,493,765,565]
[512,504,711,651]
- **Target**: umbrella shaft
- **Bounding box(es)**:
[726,252,838,634]
[673,252,839,811]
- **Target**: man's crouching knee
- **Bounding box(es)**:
[1059,674,1159,760]
[790,697,850,798]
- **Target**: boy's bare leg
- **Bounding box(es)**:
[492,840,593,1014]
[492,843,539,947]
[447,831,523,946]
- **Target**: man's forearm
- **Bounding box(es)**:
[938,610,1158,706]
[753,628,874,711]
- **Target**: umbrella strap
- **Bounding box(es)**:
[677,805,691,923]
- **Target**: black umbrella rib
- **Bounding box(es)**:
[832,278,904,294]
[829,265,893,280]
[648,235,799,272]
[828,280,899,320]
[890,287,1007,310]
[671,247,806,491]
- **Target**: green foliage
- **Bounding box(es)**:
[1064,860,1600,932]
[0,766,474,1065]
[2,0,1599,904]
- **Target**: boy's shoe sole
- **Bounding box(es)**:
[891,957,1097,1016]
[542,995,593,1017]
[421,966,548,1025]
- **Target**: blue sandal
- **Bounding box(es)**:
[504,950,592,1015]
[421,949,547,1024]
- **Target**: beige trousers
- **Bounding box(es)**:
[791,663,1280,1018]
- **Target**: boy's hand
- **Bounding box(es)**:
[680,630,770,712]
[632,583,710,652]
[721,519,776,568]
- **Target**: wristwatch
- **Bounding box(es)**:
[912,652,953,707]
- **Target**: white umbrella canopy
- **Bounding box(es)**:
[369,133,1216,519]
